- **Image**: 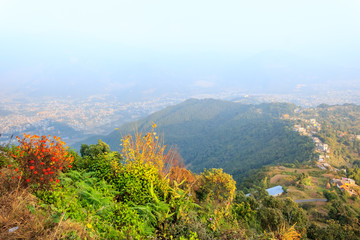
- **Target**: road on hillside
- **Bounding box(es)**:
[294,199,327,203]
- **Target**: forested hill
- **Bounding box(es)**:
[77,99,315,180]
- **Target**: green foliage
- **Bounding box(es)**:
[258,207,284,231]
[36,170,148,239]
[233,189,308,235]
[131,182,177,237]
[297,172,311,186]
[178,231,199,240]
[236,167,270,192]
[80,139,111,158]
[349,167,360,185]
[194,168,236,206]
[323,189,339,201]
[297,172,309,181]
[281,198,308,231]
[307,220,360,240]
[88,152,121,183]
[232,201,256,223]
[328,200,358,225]
[257,197,308,233]
[0,146,10,168]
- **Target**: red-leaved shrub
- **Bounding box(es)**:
[8,134,73,189]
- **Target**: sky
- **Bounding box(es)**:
[1,0,360,99]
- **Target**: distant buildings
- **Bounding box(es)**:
[330,177,358,195]
[341,177,356,185]
[293,125,307,135]
[293,120,334,171]
[323,163,331,169]
[316,164,326,170]
[321,144,329,152]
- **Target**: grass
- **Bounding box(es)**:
[0,165,89,239]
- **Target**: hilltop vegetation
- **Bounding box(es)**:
[1,130,310,239]
[2,131,359,239]
[1,100,360,239]
[78,99,316,184]
[2,112,360,239]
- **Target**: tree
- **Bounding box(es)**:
[80,140,111,158]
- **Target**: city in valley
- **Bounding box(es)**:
[1,89,359,147]
[0,95,184,146]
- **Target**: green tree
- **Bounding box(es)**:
[80,140,111,158]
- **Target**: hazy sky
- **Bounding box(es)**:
[1,0,360,98]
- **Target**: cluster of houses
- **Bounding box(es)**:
[293,119,321,137]
[313,138,330,153]
[316,154,332,170]
[293,119,347,173]
[330,177,358,195]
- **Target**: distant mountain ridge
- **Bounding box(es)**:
[76,99,315,181]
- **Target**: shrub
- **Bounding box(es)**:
[323,189,339,201]
[0,146,9,168]
[37,170,148,239]
[115,124,170,205]
[7,134,74,189]
[169,166,196,190]
[80,140,111,158]
[258,207,284,231]
[194,168,236,206]
[232,201,256,223]
[86,151,121,183]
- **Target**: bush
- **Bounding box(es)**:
[115,125,170,205]
[7,134,74,189]
[80,140,111,158]
[87,152,121,183]
[258,207,284,231]
[0,147,10,169]
[194,168,236,206]
[169,166,196,190]
[323,190,339,201]
[36,170,148,239]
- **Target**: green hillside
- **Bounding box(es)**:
[297,104,360,167]
[77,99,316,181]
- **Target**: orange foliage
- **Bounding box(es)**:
[163,146,185,176]
[7,134,73,188]
[168,166,196,189]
